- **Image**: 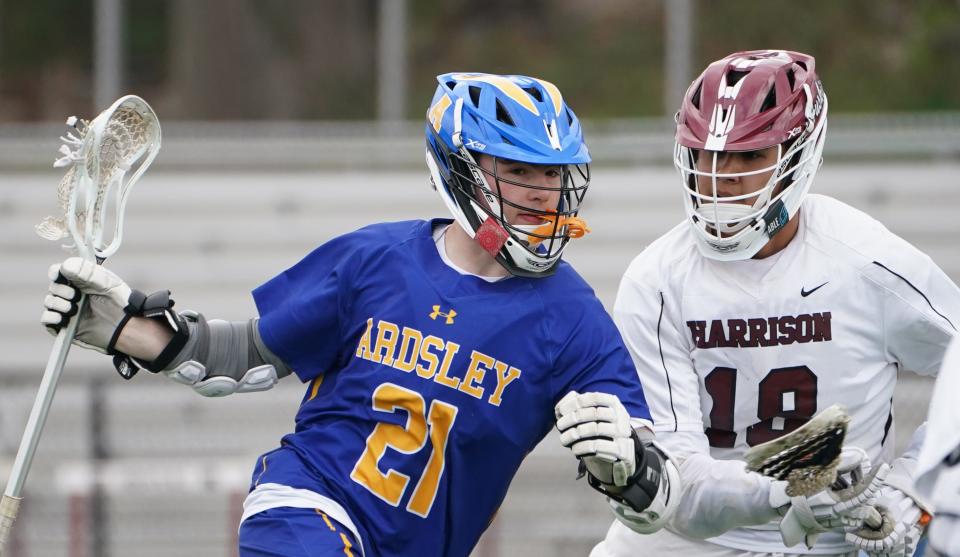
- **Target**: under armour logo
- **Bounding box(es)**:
[429,305,457,325]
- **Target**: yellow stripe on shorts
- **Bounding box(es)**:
[316,510,354,557]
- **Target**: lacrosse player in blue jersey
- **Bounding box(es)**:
[41,72,681,556]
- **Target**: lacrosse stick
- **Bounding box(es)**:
[744,404,884,529]
[745,404,850,497]
[0,95,160,555]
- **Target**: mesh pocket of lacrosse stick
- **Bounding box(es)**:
[744,404,851,497]
[36,95,161,261]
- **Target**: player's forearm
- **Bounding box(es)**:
[115,315,174,361]
[670,452,780,539]
[119,313,292,396]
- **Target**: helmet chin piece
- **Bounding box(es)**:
[695,200,763,236]
[693,198,791,260]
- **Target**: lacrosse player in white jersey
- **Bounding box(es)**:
[588,49,960,557]
[914,337,960,557]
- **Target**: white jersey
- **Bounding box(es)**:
[916,336,960,557]
[613,194,960,554]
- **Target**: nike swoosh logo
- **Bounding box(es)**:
[801,282,829,297]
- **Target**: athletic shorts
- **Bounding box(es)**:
[239,506,360,557]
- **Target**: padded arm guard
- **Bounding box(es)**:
[158,311,293,397]
[585,432,681,534]
[114,292,293,397]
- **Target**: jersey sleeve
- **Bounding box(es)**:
[873,242,960,377]
[664,432,781,539]
[613,272,704,433]
[252,232,363,382]
[551,294,651,422]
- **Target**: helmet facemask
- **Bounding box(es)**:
[438,138,590,275]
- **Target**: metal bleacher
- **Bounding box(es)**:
[0,121,957,555]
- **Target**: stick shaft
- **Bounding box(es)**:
[0,296,84,555]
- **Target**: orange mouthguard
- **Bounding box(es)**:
[527,215,591,244]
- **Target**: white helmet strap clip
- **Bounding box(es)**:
[452,98,465,148]
[803,83,815,131]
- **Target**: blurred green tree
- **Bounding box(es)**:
[0,0,957,121]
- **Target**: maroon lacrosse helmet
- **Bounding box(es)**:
[673,50,828,260]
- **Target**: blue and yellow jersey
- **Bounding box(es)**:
[252,219,649,557]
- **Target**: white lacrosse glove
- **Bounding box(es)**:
[555,391,636,486]
[555,391,681,534]
[41,257,132,354]
[846,457,932,557]
[775,447,889,549]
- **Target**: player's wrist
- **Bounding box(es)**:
[110,289,190,379]
[768,480,791,513]
[601,439,681,534]
[114,315,175,360]
[585,437,657,505]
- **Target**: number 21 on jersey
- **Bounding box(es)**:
[350,382,458,517]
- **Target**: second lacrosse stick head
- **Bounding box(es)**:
[36,95,161,261]
[744,404,851,497]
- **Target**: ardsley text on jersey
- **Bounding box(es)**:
[354,317,523,406]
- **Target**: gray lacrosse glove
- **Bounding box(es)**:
[41,257,189,380]
[41,257,132,354]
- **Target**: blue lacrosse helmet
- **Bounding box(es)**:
[425,72,591,277]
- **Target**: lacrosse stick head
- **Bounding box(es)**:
[744,404,850,497]
[36,95,161,261]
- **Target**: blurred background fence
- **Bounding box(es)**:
[0,1,959,556]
